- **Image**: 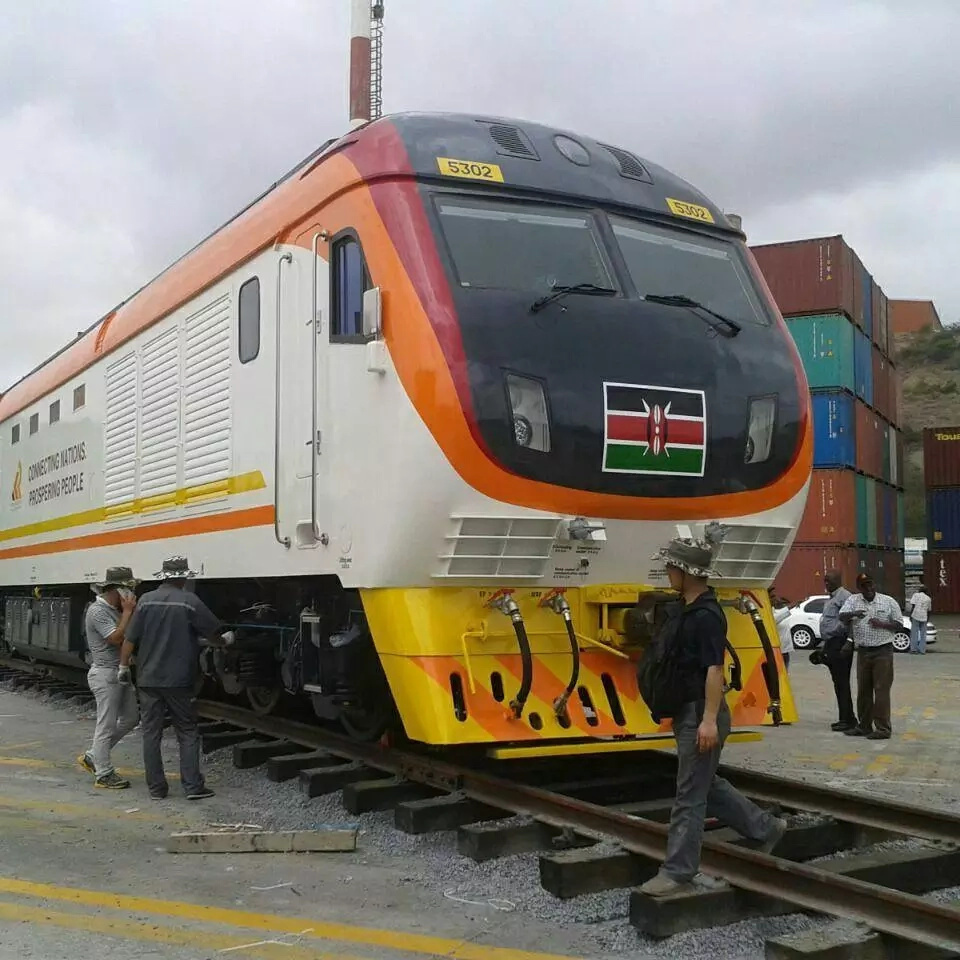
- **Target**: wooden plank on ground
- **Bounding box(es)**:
[167,827,357,854]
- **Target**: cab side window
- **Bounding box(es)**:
[330,234,371,341]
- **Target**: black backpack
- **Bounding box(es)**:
[636,597,740,722]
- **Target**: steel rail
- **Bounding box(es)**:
[718,764,960,845]
[196,700,960,953]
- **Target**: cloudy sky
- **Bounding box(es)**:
[1,0,958,390]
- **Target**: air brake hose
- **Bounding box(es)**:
[487,591,534,720]
[541,592,580,719]
[740,593,783,726]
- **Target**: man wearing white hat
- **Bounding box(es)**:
[77,565,140,790]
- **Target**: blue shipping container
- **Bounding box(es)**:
[812,391,856,469]
[854,329,874,407]
[928,488,960,549]
[861,268,874,341]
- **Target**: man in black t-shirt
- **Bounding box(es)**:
[639,537,787,897]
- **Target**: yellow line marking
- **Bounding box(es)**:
[923,708,938,719]
[0,899,369,960]
[0,795,180,824]
[0,877,584,960]
[0,756,48,768]
[0,470,266,544]
[0,755,180,780]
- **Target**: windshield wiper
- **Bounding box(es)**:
[530,283,617,313]
[644,294,742,337]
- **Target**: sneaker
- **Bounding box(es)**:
[150,792,168,801]
[77,753,95,775]
[639,872,693,897]
[95,771,131,790]
[185,787,215,800]
[844,727,868,737]
[866,731,890,740]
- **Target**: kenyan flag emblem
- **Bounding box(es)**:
[602,382,707,477]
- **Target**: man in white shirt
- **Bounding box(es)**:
[838,572,902,741]
[906,584,932,655]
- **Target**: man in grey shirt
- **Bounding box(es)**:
[78,566,140,789]
[820,571,855,732]
[119,555,231,800]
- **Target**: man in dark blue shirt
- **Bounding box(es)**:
[120,556,232,800]
[640,537,786,897]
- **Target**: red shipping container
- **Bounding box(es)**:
[854,402,883,479]
[923,427,960,488]
[884,550,904,604]
[774,545,860,603]
[924,550,960,613]
[798,469,857,543]
[751,236,856,320]
[852,252,865,330]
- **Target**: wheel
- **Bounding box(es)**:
[245,685,282,715]
[892,631,911,653]
[791,626,816,650]
[339,699,391,741]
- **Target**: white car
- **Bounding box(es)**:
[781,595,937,654]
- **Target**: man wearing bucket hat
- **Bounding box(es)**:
[77,565,140,790]
[638,536,786,897]
[119,556,232,800]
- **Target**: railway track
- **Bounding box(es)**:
[2,657,959,956]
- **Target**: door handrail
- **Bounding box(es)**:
[310,231,324,543]
[274,252,293,548]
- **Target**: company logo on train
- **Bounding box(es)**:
[0,113,812,755]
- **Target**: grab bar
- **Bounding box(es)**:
[274,252,293,548]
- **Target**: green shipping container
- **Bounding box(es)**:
[856,475,879,545]
[786,314,856,393]
[882,423,891,483]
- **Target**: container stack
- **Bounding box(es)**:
[750,235,904,603]
[922,427,960,611]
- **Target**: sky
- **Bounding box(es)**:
[1,0,958,390]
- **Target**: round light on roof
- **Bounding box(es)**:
[554,135,590,166]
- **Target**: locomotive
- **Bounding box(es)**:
[0,113,811,755]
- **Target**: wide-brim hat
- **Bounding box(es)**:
[652,537,719,579]
[154,556,199,580]
[91,566,138,593]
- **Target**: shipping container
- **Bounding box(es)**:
[853,328,874,406]
[885,550,905,604]
[927,488,960,549]
[856,475,878,545]
[923,550,960,613]
[861,265,874,340]
[786,314,856,392]
[775,545,860,603]
[881,422,891,483]
[854,401,883,479]
[751,236,856,321]
[870,280,881,349]
[852,253,866,331]
[798,469,857,543]
[812,391,856,469]
[922,426,960,488]
[892,369,903,427]
[858,547,886,590]
[881,483,898,548]
[897,490,905,545]
[889,428,899,488]
[875,480,887,547]
[872,347,890,422]
[881,292,892,359]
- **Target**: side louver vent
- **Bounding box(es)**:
[599,143,653,183]
[709,525,793,582]
[435,516,562,579]
[479,121,540,161]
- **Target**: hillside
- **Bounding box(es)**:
[895,326,960,537]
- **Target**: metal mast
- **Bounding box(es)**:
[349,0,384,126]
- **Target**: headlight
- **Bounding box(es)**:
[745,396,776,464]
[505,374,551,452]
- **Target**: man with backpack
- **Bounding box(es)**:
[638,537,786,897]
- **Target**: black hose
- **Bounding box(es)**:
[745,603,783,726]
[554,614,581,718]
[509,617,534,719]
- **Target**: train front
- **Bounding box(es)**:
[342,114,812,755]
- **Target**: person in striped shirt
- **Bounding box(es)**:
[838,572,902,741]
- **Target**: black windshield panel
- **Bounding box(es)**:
[611,218,769,327]
[436,197,615,294]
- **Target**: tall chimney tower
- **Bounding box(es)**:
[349,0,372,126]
